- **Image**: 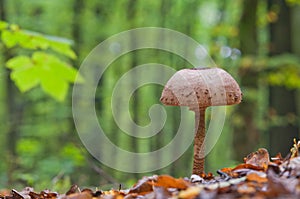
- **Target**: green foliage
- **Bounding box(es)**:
[60,143,85,167]
[239,54,300,89]
[0,21,82,101]
[6,52,82,101]
[6,56,39,92]
[0,21,8,30]
[286,0,300,5]
[268,66,300,89]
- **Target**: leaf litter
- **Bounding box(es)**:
[1,139,300,199]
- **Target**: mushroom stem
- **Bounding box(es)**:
[193,107,206,175]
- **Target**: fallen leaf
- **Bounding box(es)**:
[270,153,284,165]
[280,156,300,177]
[66,184,79,195]
[246,173,268,183]
[178,186,202,199]
[219,167,239,178]
[65,192,92,199]
[237,184,256,195]
[233,163,265,172]
[200,172,214,180]
[102,190,125,198]
[151,175,189,190]
[128,177,153,195]
[265,169,291,197]
[244,148,270,171]
[153,186,172,199]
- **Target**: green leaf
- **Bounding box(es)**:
[17,139,41,156]
[267,54,300,68]
[268,66,300,89]
[10,24,20,31]
[11,68,40,92]
[60,144,85,167]
[286,0,300,6]
[6,55,32,70]
[52,60,82,83]
[40,74,69,101]
[2,21,80,101]
[6,56,40,92]
[7,56,40,92]
[1,30,17,48]
[32,52,72,101]
[6,52,81,101]
[0,21,8,30]
[49,41,77,59]
[18,31,49,49]
[32,51,81,83]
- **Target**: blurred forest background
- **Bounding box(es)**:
[1,0,300,191]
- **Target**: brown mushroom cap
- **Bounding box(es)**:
[160,67,242,110]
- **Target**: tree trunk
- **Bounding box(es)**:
[127,0,139,178]
[268,0,299,156]
[72,0,83,57]
[233,0,260,160]
[0,0,23,186]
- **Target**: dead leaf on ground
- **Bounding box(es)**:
[150,175,190,190]
[244,148,270,171]
[246,173,268,183]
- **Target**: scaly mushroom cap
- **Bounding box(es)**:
[160,67,242,110]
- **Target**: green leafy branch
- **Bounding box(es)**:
[239,54,300,89]
[0,21,83,101]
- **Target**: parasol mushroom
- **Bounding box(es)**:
[160,67,242,175]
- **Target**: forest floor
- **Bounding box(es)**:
[1,140,300,199]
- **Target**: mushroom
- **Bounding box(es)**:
[160,67,242,175]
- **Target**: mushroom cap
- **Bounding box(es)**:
[160,67,242,110]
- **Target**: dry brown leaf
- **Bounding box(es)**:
[246,173,268,183]
[265,169,292,197]
[219,167,232,173]
[124,193,138,199]
[178,187,202,199]
[66,184,79,195]
[199,172,214,180]
[233,163,265,172]
[65,191,93,199]
[152,186,172,199]
[128,177,153,195]
[237,184,256,195]
[244,148,270,171]
[151,175,189,190]
[219,167,239,178]
[270,153,284,165]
